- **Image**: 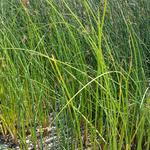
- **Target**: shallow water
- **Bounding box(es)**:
[0,143,8,150]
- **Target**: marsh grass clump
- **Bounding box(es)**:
[0,0,150,149]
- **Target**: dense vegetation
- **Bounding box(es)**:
[0,0,150,149]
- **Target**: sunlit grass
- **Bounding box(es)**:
[0,0,150,149]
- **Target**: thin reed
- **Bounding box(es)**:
[0,0,150,149]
